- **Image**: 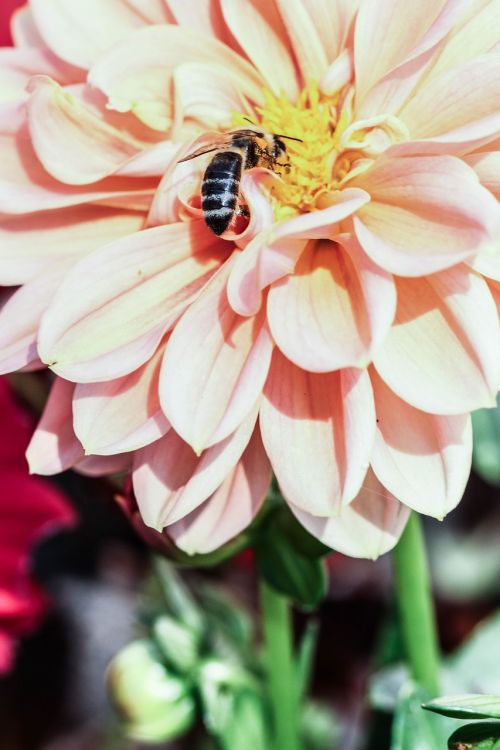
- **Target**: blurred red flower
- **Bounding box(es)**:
[0,378,75,673]
[0,0,22,46]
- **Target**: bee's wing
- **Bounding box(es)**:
[178,133,241,164]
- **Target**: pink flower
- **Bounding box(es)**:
[2,1,500,558]
[0,378,75,672]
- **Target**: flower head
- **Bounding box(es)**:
[2,0,500,558]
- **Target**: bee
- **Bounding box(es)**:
[179,127,302,236]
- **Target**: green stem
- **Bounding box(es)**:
[392,512,441,696]
[260,581,301,750]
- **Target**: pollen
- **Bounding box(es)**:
[235,83,341,220]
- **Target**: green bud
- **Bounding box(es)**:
[153,615,200,674]
[108,640,196,743]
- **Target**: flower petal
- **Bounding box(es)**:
[0,48,77,101]
[161,258,273,452]
[167,426,271,554]
[29,0,158,69]
[396,56,500,154]
[289,469,410,559]
[352,154,499,275]
[165,0,233,44]
[0,205,145,285]
[464,150,500,200]
[220,0,299,99]
[27,76,144,185]
[132,405,258,530]
[260,351,375,515]
[274,0,328,81]
[267,235,396,372]
[354,0,465,104]
[373,267,500,414]
[39,221,229,382]
[26,378,83,475]
[227,187,370,316]
[73,342,170,456]
[88,25,263,132]
[370,368,472,518]
[355,0,467,116]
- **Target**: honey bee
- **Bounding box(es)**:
[179,127,301,236]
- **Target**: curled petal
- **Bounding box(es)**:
[26,378,83,475]
[352,154,499,275]
[167,427,271,554]
[88,26,263,132]
[220,0,299,99]
[132,405,258,531]
[73,342,170,456]
[267,235,396,372]
[289,469,410,559]
[370,369,472,518]
[0,48,78,101]
[39,221,229,382]
[260,351,375,515]
[27,77,143,185]
[160,258,273,452]
[227,188,370,316]
[373,267,500,414]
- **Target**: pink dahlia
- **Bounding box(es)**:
[2,0,500,558]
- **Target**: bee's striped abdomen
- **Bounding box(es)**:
[201,151,242,235]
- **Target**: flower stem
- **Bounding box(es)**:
[392,512,441,696]
[260,581,301,750]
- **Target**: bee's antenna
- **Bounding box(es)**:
[275,133,303,143]
[243,116,257,125]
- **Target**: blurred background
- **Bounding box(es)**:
[1,369,500,750]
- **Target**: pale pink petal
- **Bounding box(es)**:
[396,56,500,155]
[73,453,131,477]
[220,0,299,99]
[161,258,273,452]
[355,0,467,117]
[422,0,500,81]
[354,0,466,104]
[373,267,500,414]
[88,26,263,132]
[464,151,500,200]
[0,205,145,284]
[167,426,271,554]
[165,0,233,45]
[289,469,410,559]
[227,188,370,316]
[38,221,229,382]
[11,6,48,49]
[0,131,155,215]
[274,0,328,81]
[260,352,375,515]
[370,369,472,518]
[29,0,158,69]
[73,342,169,456]
[0,48,77,101]
[0,260,74,374]
[26,378,83,475]
[27,77,143,185]
[352,154,499,275]
[472,243,500,281]
[173,62,257,133]
[320,50,354,97]
[132,405,259,530]
[267,235,396,372]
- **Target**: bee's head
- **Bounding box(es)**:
[272,136,287,160]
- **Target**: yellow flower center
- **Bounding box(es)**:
[233,83,409,222]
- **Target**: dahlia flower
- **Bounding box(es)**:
[2,0,500,558]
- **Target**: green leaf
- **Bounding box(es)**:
[391,685,457,750]
[449,612,500,695]
[107,640,196,743]
[447,721,500,749]
[255,512,328,608]
[296,619,320,701]
[423,695,500,720]
[472,396,500,485]
[152,557,204,634]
